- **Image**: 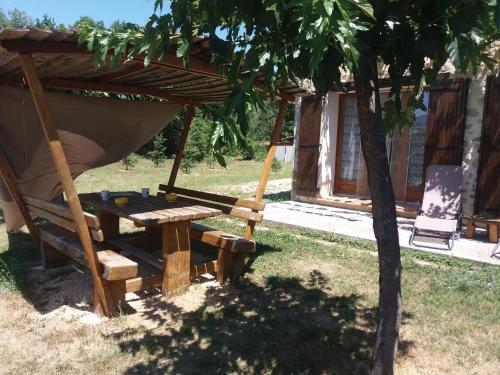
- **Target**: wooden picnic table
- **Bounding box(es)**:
[80,192,222,295]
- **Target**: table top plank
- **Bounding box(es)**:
[80,192,222,225]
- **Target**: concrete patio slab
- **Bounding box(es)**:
[263,201,499,265]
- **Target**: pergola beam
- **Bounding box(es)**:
[244,99,289,239]
[168,105,196,187]
[0,147,39,243]
[20,53,115,316]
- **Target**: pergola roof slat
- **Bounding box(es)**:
[0,29,312,103]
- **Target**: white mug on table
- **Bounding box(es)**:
[142,188,150,198]
[100,190,110,201]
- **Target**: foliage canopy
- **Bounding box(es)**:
[79,0,499,138]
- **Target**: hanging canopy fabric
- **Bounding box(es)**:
[0,86,182,230]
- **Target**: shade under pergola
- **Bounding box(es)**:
[0,28,311,317]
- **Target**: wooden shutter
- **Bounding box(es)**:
[296,96,322,195]
[423,79,469,170]
[475,76,500,213]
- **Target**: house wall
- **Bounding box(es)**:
[274,145,294,163]
[317,92,340,197]
[294,73,492,216]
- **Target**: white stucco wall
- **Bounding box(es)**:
[317,92,340,197]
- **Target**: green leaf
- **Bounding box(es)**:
[343,0,374,19]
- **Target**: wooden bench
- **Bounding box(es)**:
[24,195,138,307]
[157,185,264,282]
[465,215,500,242]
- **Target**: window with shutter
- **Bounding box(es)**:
[295,96,322,195]
[423,79,469,169]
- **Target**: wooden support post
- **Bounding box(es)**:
[0,146,39,243]
[216,248,235,284]
[41,241,71,268]
[488,223,498,243]
[168,105,196,188]
[98,210,120,239]
[244,99,289,240]
[162,221,191,295]
[20,53,114,316]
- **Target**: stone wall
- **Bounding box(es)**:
[461,73,488,216]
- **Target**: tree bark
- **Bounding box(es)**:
[353,67,403,375]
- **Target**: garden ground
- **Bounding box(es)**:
[0,158,498,374]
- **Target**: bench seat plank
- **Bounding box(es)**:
[190,222,256,253]
[38,223,138,281]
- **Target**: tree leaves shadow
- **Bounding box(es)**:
[111,271,384,374]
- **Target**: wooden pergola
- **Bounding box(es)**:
[0,29,310,316]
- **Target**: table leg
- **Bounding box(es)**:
[488,223,498,243]
[98,210,120,239]
[465,219,475,239]
[162,221,191,296]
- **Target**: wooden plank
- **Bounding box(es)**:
[125,274,163,293]
[160,185,265,211]
[27,205,104,242]
[108,238,163,270]
[39,224,137,280]
[24,195,100,229]
[191,260,218,278]
[191,222,256,253]
[0,146,39,242]
[176,195,263,222]
[168,105,195,187]
[162,221,191,296]
[42,78,199,105]
[97,250,138,281]
[21,53,114,317]
[95,63,149,82]
[126,193,218,222]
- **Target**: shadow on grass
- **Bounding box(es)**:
[0,230,40,292]
[112,271,381,374]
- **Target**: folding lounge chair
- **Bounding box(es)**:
[492,241,500,258]
[409,165,463,250]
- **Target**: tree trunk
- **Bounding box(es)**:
[353,68,403,375]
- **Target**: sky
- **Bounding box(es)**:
[0,0,164,27]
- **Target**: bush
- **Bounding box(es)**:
[240,139,268,161]
[271,159,282,172]
[147,133,167,167]
[178,113,214,173]
[121,153,138,170]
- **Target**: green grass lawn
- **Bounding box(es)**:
[74,157,292,197]
[0,158,498,374]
